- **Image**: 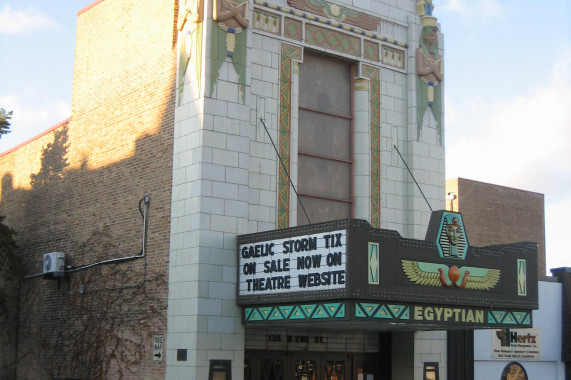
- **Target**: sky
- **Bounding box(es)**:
[0,0,570,274]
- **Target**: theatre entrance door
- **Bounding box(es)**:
[244,351,382,380]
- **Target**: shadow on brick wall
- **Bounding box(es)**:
[0,102,174,380]
[30,125,70,188]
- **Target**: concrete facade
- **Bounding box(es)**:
[169,0,445,378]
[0,0,448,379]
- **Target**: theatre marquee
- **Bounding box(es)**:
[236,212,538,330]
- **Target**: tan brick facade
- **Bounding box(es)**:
[446,178,546,276]
[0,0,177,377]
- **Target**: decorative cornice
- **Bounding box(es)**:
[253,0,408,48]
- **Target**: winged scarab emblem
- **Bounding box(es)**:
[401,260,500,290]
[287,0,381,31]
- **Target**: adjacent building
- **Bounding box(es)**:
[445,178,568,380]
[445,178,546,276]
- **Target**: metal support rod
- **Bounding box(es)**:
[393,145,433,212]
[260,118,311,224]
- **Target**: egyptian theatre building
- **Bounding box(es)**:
[0,0,539,379]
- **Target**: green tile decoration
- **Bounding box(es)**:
[278,44,302,229]
[355,303,410,321]
[361,65,381,228]
[245,302,346,322]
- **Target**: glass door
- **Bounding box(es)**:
[293,353,319,380]
[323,357,346,380]
[261,358,285,380]
[351,354,381,380]
[245,352,286,380]
[245,351,383,380]
[293,353,347,380]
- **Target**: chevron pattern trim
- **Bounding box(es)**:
[355,302,410,320]
[245,302,346,322]
[487,310,531,327]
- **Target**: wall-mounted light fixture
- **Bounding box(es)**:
[446,191,457,211]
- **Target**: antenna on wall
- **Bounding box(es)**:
[393,145,433,212]
[259,118,311,225]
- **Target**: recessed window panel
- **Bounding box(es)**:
[298,109,351,161]
[297,196,351,225]
[297,51,353,226]
[299,54,351,117]
[298,155,351,200]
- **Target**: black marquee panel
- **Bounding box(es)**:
[237,214,538,329]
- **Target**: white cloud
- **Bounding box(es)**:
[546,199,571,271]
[0,4,60,35]
[446,48,571,199]
[0,93,70,152]
[446,48,571,273]
[442,0,504,24]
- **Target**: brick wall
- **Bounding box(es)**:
[446,178,546,276]
[0,0,177,377]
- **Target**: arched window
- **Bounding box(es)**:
[500,362,528,380]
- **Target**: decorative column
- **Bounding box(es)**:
[361,65,381,228]
[353,76,371,224]
[277,43,302,229]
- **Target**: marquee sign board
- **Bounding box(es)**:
[239,229,347,296]
[237,214,538,329]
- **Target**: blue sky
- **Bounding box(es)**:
[0,1,90,145]
[438,0,571,274]
[0,0,570,274]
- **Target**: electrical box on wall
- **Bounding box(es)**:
[42,252,65,278]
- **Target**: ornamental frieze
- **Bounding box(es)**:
[286,0,380,31]
[252,0,407,70]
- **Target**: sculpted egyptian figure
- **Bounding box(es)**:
[213,0,249,55]
[177,0,204,30]
[210,0,249,99]
[445,217,462,257]
[213,0,249,30]
[416,26,443,106]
